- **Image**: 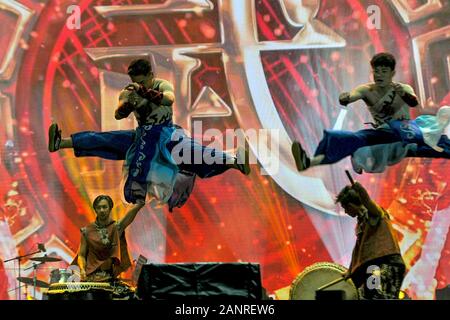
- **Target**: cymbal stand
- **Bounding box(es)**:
[24,283,28,300]
[4,247,42,300]
[25,262,44,299]
[7,284,26,293]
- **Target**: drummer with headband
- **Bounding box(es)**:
[336,180,405,299]
[72,195,145,283]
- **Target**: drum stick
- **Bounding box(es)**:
[317,276,346,291]
[345,170,355,185]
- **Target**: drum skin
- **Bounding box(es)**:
[289,262,359,300]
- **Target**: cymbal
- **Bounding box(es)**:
[30,256,62,262]
[16,277,49,288]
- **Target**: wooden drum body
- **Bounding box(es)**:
[289,262,359,300]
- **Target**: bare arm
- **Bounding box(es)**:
[393,83,419,107]
[115,102,133,120]
[139,80,174,107]
[117,202,145,235]
[115,89,136,120]
[159,81,175,107]
[77,234,88,281]
[351,182,383,219]
[339,85,368,106]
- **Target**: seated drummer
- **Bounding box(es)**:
[335,182,406,299]
[72,195,145,282]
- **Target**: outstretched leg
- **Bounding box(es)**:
[48,123,72,151]
[291,141,324,171]
[48,123,134,160]
[48,123,198,209]
[166,136,251,178]
[292,128,402,172]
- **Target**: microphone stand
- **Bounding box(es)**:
[4,248,43,300]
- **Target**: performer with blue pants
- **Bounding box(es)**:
[48,59,250,208]
[292,52,450,173]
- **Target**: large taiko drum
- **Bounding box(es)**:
[45,282,114,300]
[289,262,359,300]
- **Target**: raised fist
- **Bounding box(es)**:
[142,88,164,105]
[339,92,351,106]
[392,82,406,96]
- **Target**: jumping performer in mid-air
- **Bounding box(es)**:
[49,59,250,208]
[292,52,450,174]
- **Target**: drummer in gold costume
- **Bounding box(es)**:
[336,182,405,299]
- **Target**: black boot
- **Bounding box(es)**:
[291,141,310,172]
[48,123,62,152]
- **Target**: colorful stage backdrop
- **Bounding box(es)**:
[0,0,449,300]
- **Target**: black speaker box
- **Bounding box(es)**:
[436,285,450,300]
[137,262,262,300]
[315,290,345,300]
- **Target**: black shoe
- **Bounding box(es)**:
[291,141,310,172]
[235,146,251,176]
[48,123,61,152]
